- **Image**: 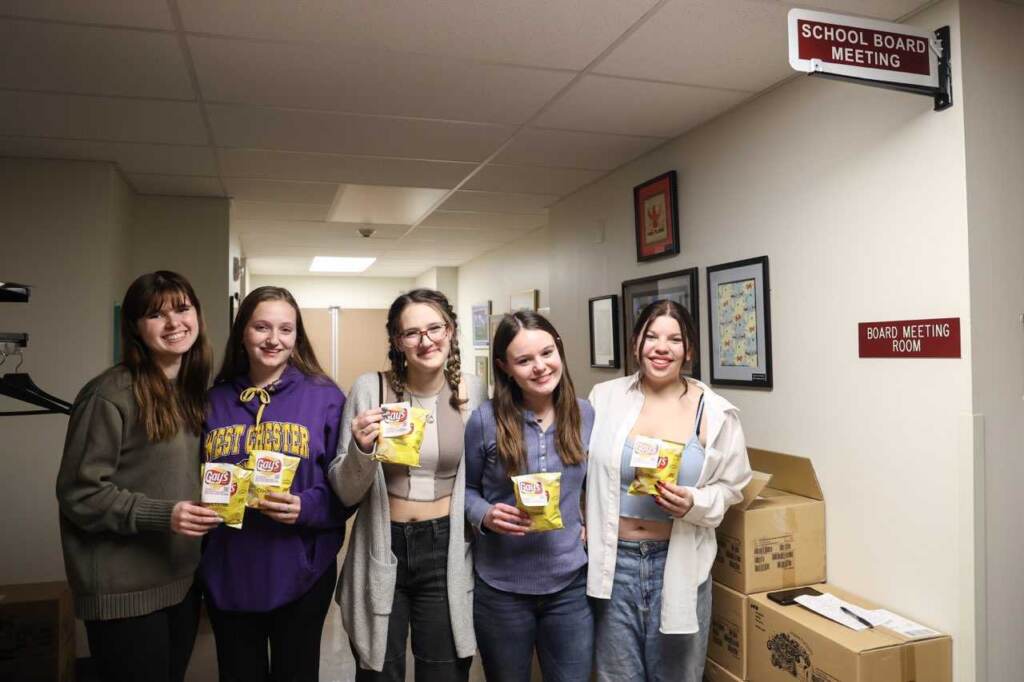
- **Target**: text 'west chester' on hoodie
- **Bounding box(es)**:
[200,365,348,612]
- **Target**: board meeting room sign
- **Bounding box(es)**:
[858,318,961,358]
[788,8,939,90]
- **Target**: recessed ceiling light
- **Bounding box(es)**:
[309,256,376,273]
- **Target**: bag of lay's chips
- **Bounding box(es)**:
[511,472,563,532]
[374,402,429,467]
[245,450,300,508]
[201,463,252,529]
[627,436,685,496]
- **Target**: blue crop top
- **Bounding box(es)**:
[619,393,706,522]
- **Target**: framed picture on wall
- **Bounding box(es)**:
[706,256,772,388]
[621,267,700,379]
[633,171,680,262]
[472,301,491,348]
[487,313,504,389]
[588,295,620,369]
[474,355,489,386]
[509,289,539,312]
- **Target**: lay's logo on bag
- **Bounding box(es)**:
[205,469,231,486]
[383,406,408,423]
[255,456,282,474]
[518,480,544,495]
[657,456,669,469]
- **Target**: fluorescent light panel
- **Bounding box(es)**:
[309,256,376,273]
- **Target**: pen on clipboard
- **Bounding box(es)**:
[840,605,874,629]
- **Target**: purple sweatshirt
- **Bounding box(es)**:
[200,365,347,612]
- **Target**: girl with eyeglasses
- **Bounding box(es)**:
[464,311,594,682]
[330,289,486,681]
[586,300,751,682]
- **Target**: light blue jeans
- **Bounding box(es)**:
[592,540,711,682]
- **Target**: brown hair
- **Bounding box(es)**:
[120,271,212,441]
[491,311,584,475]
[384,288,466,410]
[631,299,698,394]
[215,286,329,385]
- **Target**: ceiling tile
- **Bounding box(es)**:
[594,0,790,91]
[179,0,661,70]
[232,201,330,221]
[218,149,474,188]
[207,104,512,162]
[410,226,532,244]
[439,190,557,213]
[0,0,174,29]
[419,211,546,232]
[0,91,208,144]
[0,19,194,99]
[190,36,572,125]
[796,1,927,20]
[464,164,604,195]
[126,174,224,197]
[234,221,408,241]
[223,177,339,204]
[0,137,217,175]
[534,75,750,138]
[496,127,666,170]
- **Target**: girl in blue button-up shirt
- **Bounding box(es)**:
[464,310,594,682]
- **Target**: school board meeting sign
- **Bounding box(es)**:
[788,8,939,89]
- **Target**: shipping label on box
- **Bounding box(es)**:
[708,581,747,679]
[747,584,952,682]
[712,449,826,594]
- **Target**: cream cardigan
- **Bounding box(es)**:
[585,375,752,634]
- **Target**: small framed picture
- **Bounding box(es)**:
[509,289,539,312]
[707,256,772,388]
[633,171,680,262]
[471,302,491,348]
[588,295,620,369]
[474,355,489,386]
[621,268,700,379]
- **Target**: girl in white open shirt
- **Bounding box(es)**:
[585,299,751,682]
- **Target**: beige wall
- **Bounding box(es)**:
[249,273,414,309]
[960,1,1024,680]
[415,266,459,307]
[0,158,132,584]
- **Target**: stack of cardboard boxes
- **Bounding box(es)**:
[705,449,951,682]
[0,581,76,682]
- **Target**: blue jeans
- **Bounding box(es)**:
[473,568,593,682]
[592,540,711,682]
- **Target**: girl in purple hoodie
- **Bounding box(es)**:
[201,286,348,682]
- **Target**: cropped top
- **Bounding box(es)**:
[379,374,465,502]
[619,393,706,522]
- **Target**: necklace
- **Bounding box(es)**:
[410,394,436,424]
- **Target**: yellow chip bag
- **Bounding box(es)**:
[511,472,563,532]
[627,436,685,496]
[245,450,300,508]
[201,463,252,529]
[374,403,428,467]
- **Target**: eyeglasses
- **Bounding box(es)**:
[397,323,449,348]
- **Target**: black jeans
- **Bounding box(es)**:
[356,516,471,682]
[84,581,201,682]
[206,559,337,682]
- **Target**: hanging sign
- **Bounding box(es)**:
[858,317,961,358]
[788,9,950,110]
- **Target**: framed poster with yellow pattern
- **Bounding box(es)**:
[707,256,772,388]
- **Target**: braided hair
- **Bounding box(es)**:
[385,289,466,410]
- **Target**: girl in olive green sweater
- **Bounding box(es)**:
[56,271,221,682]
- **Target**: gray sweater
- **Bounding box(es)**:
[56,365,201,620]
[329,371,485,671]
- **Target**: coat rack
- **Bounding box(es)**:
[1,282,72,416]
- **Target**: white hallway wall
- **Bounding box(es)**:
[458,0,981,678]
[960,1,1024,680]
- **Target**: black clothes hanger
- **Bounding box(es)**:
[0,353,71,416]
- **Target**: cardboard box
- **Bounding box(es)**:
[0,581,76,682]
[703,656,743,682]
[747,583,952,682]
[708,581,748,679]
[712,448,826,594]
